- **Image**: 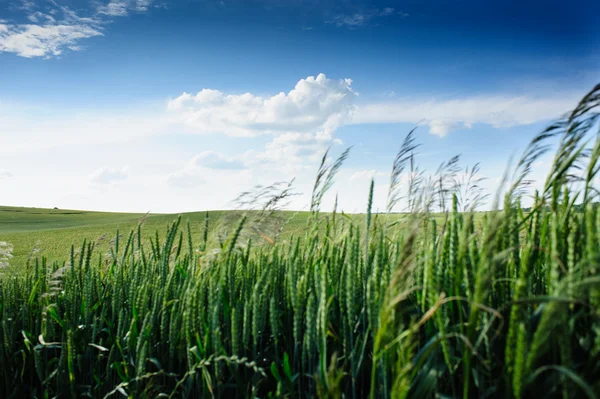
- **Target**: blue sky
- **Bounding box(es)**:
[0,0,598,212]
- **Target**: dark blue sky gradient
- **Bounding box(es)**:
[0,0,598,105]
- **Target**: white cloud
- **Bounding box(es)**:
[97,1,130,16]
[96,0,155,16]
[166,135,342,193]
[90,166,129,184]
[2,74,351,171]
[427,120,472,137]
[18,1,36,12]
[353,94,579,136]
[0,0,155,58]
[135,0,153,12]
[166,73,355,185]
[168,73,357,138]
[192,151,245,169]
[244,129,343,170]
[28,12,56,24]
[0,22,102,58]
[0,169,12,179]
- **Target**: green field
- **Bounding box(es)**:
[0,205,460,275]
[0,206,319,273]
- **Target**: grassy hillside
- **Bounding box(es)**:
[0,204,491,274]
[0,206,320,272]
[0,205,478,274]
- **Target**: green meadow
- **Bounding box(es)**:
[0,207,300,273]
[0,206,403,273]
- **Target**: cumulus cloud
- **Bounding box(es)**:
[166,135,342,190]
[90,166,129,184]
[244,129,343,169]
[353,94,579,136]
[168,73,357,138]
[167,74,356,173]
[0,169,12,179]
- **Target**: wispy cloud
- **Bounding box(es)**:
[135,0,154,12]
[166,155,252,189]
[329,13,367,28]
[427,120,471,137]
[191,151,245,170]
[97,1,129,17]
[0,169,12,179]
[379,7,396,16]
[0,0,156,58]
[17,1,36,12]
[166,169,205,188]
[327,7,405,28]
[0,20,102,58]
[353,94,579,137]
[90,166,129,184]
[27,11,56,24]
[97,0,156,16]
